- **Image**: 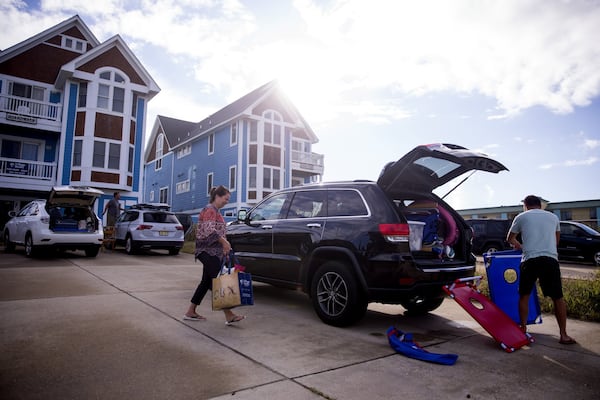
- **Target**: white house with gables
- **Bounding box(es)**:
[0,15,160,229]
[143,80,324,222]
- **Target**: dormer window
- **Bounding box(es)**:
[61,35,86,53]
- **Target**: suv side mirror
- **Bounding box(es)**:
[238,209,247,221]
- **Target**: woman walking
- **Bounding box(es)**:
[184,186,245,325]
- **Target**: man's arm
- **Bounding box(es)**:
[507,231,522,250]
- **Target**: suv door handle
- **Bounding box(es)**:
[307,223,322,228]
[261,225,273,230]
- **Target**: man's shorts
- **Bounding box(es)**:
[519,256,563,299]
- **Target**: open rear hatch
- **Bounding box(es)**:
[378,143,508,262]
[377,143,508,195]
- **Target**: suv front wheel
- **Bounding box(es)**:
[310,261,367,327]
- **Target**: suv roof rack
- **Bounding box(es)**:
[130,203,171,211]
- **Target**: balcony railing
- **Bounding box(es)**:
[0,94,62,122]
[0,157,56,181]
[291,151,324,174]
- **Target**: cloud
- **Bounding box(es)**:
[2,0,599,125]
[583,139,600,150]
[539,157,599,170]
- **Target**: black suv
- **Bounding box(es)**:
[227,144,507,326]
[559,221,600,265]
[465,219,513,255]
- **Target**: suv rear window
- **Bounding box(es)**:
[143,212,179,223]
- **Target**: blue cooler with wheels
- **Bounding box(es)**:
[484,249,542,325]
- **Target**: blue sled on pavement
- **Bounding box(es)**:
[387,327,458,365]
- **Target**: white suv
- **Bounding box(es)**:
[3,186,104,257]
[114,203,184,255]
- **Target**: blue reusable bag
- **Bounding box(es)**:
[238,271,254,306]
[228,251,254,307]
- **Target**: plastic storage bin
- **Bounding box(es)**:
[407,221,425,251]
[484,249,542,325]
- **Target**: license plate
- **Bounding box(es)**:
[159,231,168,236]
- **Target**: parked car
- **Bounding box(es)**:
[558,221,600,266]
[227,143,508,326]
[3,186,104,257]
[465,219,513,255]
[114,203,184,255]
[175,213,194,234]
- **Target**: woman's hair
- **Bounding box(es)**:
[209,185,230,202]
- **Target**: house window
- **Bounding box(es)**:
[128,147,134,173]
[93,141,105,167]
[108,143,120,169]
[176,144,191,159]
[263,110,282,145]
[62,35,86,53]
[112,87,125,113]
[0,138,41,161]
[155,134,163,170]
[176,180,190,194]
[159,187,168,204]
[561,210,573,221]
[229,166,236,191]
[208,134,214,155]
[250,121,258,142]
[78,82,87,107]
[131,93,138,117]
[207,173,214,195]
[263,167,281,190]
[249,166,256,188]
[73,140,82,166]
[149,190,155,202]
[93,140,121,170]
[96,70,127,113]
[97,84,110,109]
[8,82,44,101]
[230,123,237,145]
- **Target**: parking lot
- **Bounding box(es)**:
[1,248,599,400]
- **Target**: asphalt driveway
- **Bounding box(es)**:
[1,248,599,399]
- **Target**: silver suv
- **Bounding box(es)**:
[114,203,184,255]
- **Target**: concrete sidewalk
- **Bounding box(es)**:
[1,248,599,399]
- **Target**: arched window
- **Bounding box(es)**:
[155,134,164,170]
[96,69,128,113]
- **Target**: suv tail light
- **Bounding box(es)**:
[176,225,184,231]
[136,224,153,230]
[379,223,410,243]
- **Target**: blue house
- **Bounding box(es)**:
[143,81,324,222]
[0,15,160,229]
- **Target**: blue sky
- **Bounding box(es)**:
[2,0,599,210]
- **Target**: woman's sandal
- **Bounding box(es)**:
[225,315,246,325]
[183,314,206,321]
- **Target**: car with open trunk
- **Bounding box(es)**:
[227,143,508,326]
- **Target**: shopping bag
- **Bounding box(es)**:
[238,271,254,306]
[212,251,253,310]
[212,270,242,310]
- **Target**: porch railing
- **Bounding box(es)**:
[0,94,62,122]
[292,151,324,174]
[0,157,56,181]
